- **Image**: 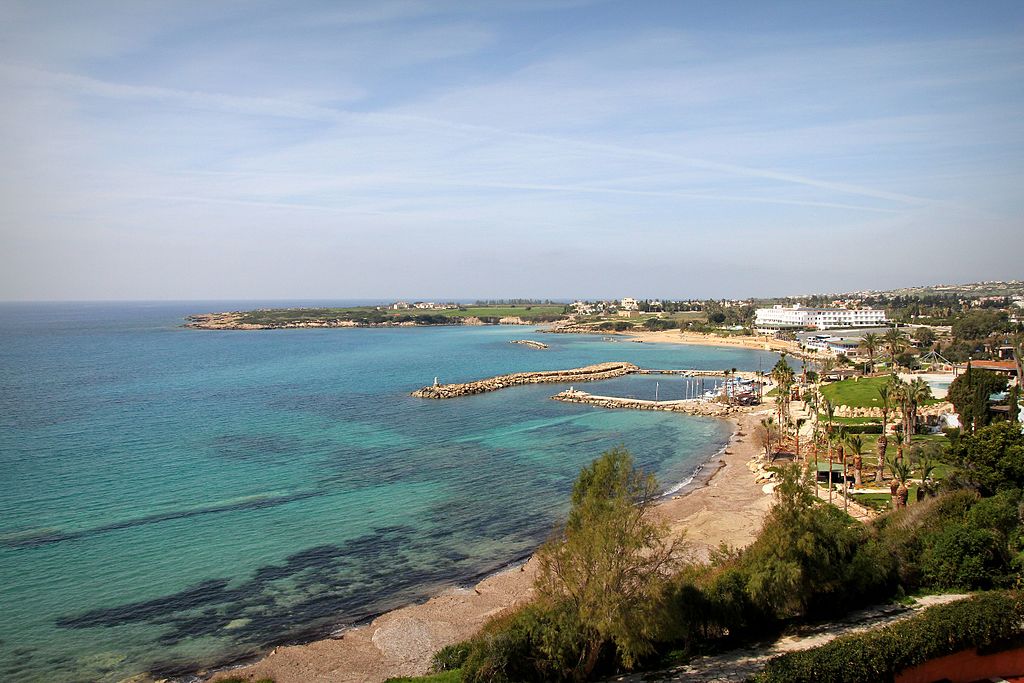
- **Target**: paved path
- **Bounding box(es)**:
[606,595,968,682]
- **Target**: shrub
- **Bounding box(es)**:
[840,424,883,434]
[431,641,471,672]
[947,421,1024,495]
[756,591,1024,683]
[877,488,1021,591]
[739,466,875,620]
[918,524,1004,589]
[459,602,588,683]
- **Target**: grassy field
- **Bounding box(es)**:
[821,415,881,425]
[808,432,950,504]
[821,376,941,408]
[820,376,891,407]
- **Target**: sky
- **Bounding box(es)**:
[1,0,1022,301]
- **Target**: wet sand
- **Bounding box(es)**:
[209,408,775,683]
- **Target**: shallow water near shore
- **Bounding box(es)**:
[0,302,783,683]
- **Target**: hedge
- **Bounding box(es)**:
[755,591,1024,683]
[839,424,884,435]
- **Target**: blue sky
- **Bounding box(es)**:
[1,0,1022,300]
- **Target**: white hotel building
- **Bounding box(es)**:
[754,304,887,333]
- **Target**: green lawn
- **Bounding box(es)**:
[820,376,943,409]
[819,376,892,408]
[818,415,881,425]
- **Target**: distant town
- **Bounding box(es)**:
[183,280,1024,370]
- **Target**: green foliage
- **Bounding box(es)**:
[918,524,1004,589]
[386,671,462,683]
[431,642,472,672]
[756,591,1024,683]
[947,367,1009,432]
[739,466,886,619]
[876,485,1022,591]
[643,317,679,330]
[431,432,1024,682]
[535,446,680,676]
[837,423,883,434]
[820,376,895,409]
[458,602,591,683]
[230,304,568,327]
[952,308,1010,341]
[913,326,936,347]
[946,420,1024,495]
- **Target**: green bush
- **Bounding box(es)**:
[947,421,1024,495]
[738,466,883,620]
[839,423,883,434]
[877,488,1020,591]
[918,525,1004,589]
[756,591,1024,683]
[431,641,471,672]
[459,602,589,683]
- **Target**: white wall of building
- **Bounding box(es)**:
[755,304,887,332]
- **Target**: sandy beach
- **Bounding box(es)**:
[209,408,775,683]
[625,329,801,355]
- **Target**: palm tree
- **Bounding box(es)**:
[889,460,912,509]
[859,332,880,373]
[888,376,911,447]
[875,385,891,483]
[818,356,836,380]
[883,327,907,368]
[906,378,932,440]
[914,453,937,501]
[757,417,778,463]
[771,356,795,430]
[822,397,835,440]
[847,434,864,487]
[836,427,849,512]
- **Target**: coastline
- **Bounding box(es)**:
[624,328,800,355]
[206,408,774,683]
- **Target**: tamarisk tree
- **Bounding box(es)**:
[536,447,682,679]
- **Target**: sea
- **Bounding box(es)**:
[0,301,785,683]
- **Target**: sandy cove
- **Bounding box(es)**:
[209,408,775,683]
[625,329,801,355]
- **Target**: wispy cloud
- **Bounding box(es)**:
[2,63,935,208]
[1,1,1021,299]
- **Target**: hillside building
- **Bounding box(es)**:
[755,304,887,332]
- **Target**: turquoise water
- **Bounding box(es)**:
[0,302,783,683]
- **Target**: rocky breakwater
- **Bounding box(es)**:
[509,339,548,350]
[411,362,639,398]
[551,389,744,418]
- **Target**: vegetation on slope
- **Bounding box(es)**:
[756,591,1024,683]
[415,420,1024,682]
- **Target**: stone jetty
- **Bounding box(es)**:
[509,339,549,350]
[550,389,743,417]
[411,362,639,398]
